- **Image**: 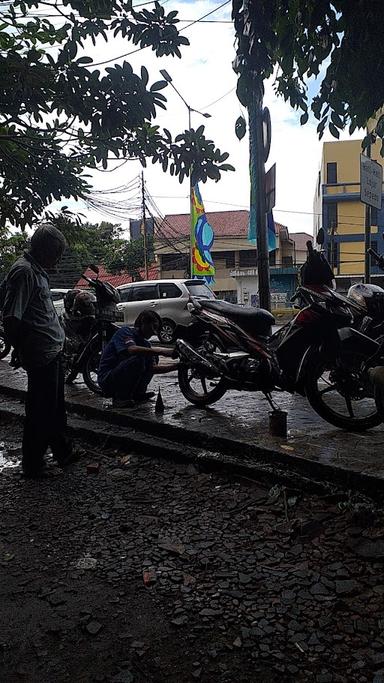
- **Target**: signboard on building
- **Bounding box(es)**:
[265,163,276,213]
[360,154,383,210]
[271,292,287,305]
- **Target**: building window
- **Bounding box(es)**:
[161,253,188,271]
[211,251,235,268]
[328,203,338,231]
[327,240,338,269]
[269,250,276,266]
[371,207,378,226]
[326,162,337,184]
[239,249,257,268]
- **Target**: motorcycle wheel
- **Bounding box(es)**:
[178,340,227,406]
[304,349,382,431]
[82,343,102,395]
[0,333,11,360]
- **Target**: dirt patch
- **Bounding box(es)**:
[1,416,384,682]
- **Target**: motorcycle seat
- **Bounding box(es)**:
[199,300,275,336]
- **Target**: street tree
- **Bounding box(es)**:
[0,226,29,277]
[232,0,384,150]
[0,210,127,284]
[50,211,123,263]
[0,0,234,230]
[104,234,153,280]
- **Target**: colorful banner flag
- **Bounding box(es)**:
[248,157,276,252]
[191,184,215,283]
[248,205,277,252]
[267,210,277,252]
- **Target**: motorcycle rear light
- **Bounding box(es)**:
[295,309,321,325]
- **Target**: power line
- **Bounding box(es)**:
[91,0,231,67]
[150,195,382,226]
[201,87,236,110]
[146,191,191,251]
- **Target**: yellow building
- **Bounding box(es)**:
[313,139,384,289]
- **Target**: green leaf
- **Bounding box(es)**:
[235,115,246,140]
[76,56,93,64]
[331,111,343,128]
[150,80,167,92]
[376,115,384,138]
[300,112,308,125]
[141,65,149,86]
[329,123,340,139]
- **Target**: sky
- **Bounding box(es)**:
[48,0,362,237]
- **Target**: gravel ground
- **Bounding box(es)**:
[1,416,384,683]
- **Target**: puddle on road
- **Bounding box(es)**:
[0,442,21,472]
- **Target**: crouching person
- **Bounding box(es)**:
[98,310,176,408]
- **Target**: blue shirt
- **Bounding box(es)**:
[98,326,151,384]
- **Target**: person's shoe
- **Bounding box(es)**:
[55,450,80,469]
[133,392,155,403]
[112,397,135,409]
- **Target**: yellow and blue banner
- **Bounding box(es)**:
[191,184,215,283]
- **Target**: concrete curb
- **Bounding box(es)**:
[0,396,330,493]
[1,382,384,496]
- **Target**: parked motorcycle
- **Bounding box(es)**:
[62,265,121,394]
[174,243,382,431]
[357,246,384,417]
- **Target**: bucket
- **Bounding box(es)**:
[269,410,288,437]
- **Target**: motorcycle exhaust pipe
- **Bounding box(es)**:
[175,339,219,374]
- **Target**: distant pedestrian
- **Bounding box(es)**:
[98,309,177,408]
[2,225,76,478]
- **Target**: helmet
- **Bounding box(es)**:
[72,290,97,317]
[348,283,384,317]
[64,289,81,315]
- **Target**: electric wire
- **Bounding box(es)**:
[91,0,232,67]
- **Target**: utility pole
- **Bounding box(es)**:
[141,171,149,280]
[364,142,372,284]
[159,69,211,280]
[187,104,193,278]
[248,79,271,311]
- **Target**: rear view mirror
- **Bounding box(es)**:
[316,228,325,246]
[89,264,99,275]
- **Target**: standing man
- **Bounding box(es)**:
[98,309,177,409]
[2,224,75,478]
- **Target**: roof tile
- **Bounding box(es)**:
[75,264,159,289]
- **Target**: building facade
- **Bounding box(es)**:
[313,139,384,290]
[155,211,311,306]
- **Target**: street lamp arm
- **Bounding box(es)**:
[167,80,191,112]
[190,107,211,119]
[159,69,211,124]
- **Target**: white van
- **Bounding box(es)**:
[116,279,215,343]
